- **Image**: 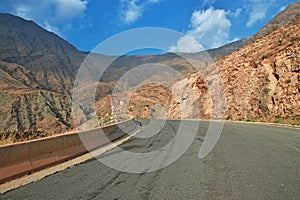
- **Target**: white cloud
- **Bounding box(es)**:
[44,20,63,37]
[230,37,240,43]
[200,0,216,8]
[13,4,31,19]
[279,5,287,12]
[169,36,203,53]
[230,8,242,17]
[120,0,143,24]
[54,0,88,21]
[9,0,88,38]
[147,0,160,3]
[246,0,275,27]
[119,0,161,25]
[169,7,232,53]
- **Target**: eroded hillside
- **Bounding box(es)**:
[165,16,300,124]
[1,3,300,144]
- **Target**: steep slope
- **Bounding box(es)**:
[125,14,300,124]
[252,2,300,41]
[0,14,86,137]
[167,16,300,124]
[218,16,300,123]
[0,14,195,137]
[0,13,86,93]
[0,60,76,135]
[206,39,248,58]
[0,90,72,133]
[0,61,39,90]
[207,2,300,59]
[1,3,300,143]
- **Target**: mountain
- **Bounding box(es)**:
[206,39,248,58]
[0,13,198,140]
[190,15,300,123]
[1,2,300,143]
[205,2,300,60]
[252,2,300,41]
[163,16,298,124]
[0,14,86,139]
[0,13,86,94]
[126,4,300,125]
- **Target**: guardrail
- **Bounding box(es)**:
[0,119,139,184]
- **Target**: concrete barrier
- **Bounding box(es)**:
[0,119,139,184]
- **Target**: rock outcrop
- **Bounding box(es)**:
[164,16,300,124]
[126,9,300,125]
[1,2,300,143]
[219,16,300,123]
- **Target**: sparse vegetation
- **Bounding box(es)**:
[226,115,231,120]
[262,54,270,60]
[98,114,116,126]
[0,130,52,145]
[2,6,300,146]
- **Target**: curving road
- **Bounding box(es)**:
[1,120,300,199]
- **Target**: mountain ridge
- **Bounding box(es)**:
[0,2,300,143]
[127,15,300,124]
[0,13,85,93]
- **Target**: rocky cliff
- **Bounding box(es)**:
[252,2,300,41]
[165,16,300,124]
[0,13,198,141]
[1,2,300,143]
[126,4,300,125]
[219,16,300,123]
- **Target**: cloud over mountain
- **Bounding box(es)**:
[169,7,232,52]
[245,0,276,27]
[1,0,88,37]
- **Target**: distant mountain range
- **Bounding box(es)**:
[0,2,299,143]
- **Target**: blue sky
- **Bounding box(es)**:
[0,0,298,53]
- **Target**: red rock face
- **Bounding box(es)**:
[219,17,300,122]
[168,17,300,124]
[114,17,300,124]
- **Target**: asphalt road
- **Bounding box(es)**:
[1,120,300,199]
